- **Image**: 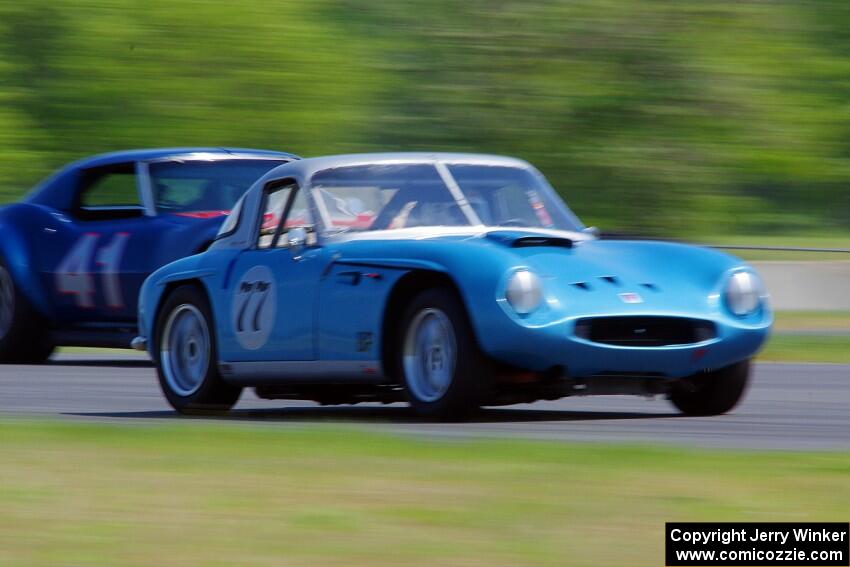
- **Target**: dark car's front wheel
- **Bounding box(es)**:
[0,259,54,364]
[669,360,751,416]
[397,287,490,420]
[154,285,241,414]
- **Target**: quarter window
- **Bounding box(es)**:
[257,183,295,249]
[74,163,144,221]
[82,171,139,207]
[216,194,246,239]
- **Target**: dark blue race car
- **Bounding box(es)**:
[0,148,298,362]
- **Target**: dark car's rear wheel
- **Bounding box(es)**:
[0,260,54,364]
[154,285,241,414]
[669,360,751,416]
[397,287,490,420]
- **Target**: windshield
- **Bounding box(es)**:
[150,159,287,214]
[310,163,582,234]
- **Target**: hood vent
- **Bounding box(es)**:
[485,231,573,249]
[512,236,573,249]
[571,277,659,294]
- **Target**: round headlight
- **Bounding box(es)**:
[725,271,763,316]
[505,270,543,315]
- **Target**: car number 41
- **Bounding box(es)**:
[55,233,131,309]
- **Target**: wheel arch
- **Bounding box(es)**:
[194,241,215,254]
[380,269,475,383]
[150,278,216,352]
[151,275,241,413]
[0,204,54,317]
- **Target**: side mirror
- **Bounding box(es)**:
[281,226,318,253]
[287,226,308,250]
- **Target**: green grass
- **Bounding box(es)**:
[0,421,847,567]
[758,335,850,364]
[702,234,850,262]
[57,347,142,356]
[773,311,850,332]
[759,311,850,363]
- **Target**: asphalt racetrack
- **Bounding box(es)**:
[0,356,847,450]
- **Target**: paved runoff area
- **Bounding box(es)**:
[0,356,848,450]
[753,261,850,310]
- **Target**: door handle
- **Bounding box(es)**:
[336,271,382,285]
[337,271,362,285]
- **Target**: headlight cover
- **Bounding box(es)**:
[724,271,764,316]
[505,269,544,315]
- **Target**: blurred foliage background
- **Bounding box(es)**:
[1,0,849,238]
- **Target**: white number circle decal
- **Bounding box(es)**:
[232,265,277,350]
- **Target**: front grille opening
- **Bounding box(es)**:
[599,275,620,286]
[574,316,716,347]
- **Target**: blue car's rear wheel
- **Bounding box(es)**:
[0,259,54,364]
[161,304,211,397]
[669,360,751,416]
[397,287,490,420]
[154,285,241,414]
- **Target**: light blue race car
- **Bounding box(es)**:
[135,153,771,418]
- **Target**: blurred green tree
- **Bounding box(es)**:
[1,0,848,238]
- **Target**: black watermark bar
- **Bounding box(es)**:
[666,523,849,566]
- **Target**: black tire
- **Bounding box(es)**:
[396,287,490,420]
[0,258,55,364]
[669,360,751,416]
[153,284,241,414]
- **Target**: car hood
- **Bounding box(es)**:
[497,235,743,317]
[331,226,746,317]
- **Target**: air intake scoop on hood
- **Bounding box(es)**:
[485,230,573,249]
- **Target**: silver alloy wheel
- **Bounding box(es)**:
[160,304,211,397]
[0,265,14,341]
[403,308,457,402]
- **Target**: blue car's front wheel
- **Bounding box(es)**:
[404,307,458,403]
[398,287,491,420]
[669,360,751,416]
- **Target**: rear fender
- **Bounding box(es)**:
[138,253,224,353]
[0,205,53,317]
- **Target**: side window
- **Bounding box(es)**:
[257,183,294,249]
[75,164,143,221]
[283,188,314,231]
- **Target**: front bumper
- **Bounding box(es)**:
[130,336,148,352]
[479,314,771,379]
